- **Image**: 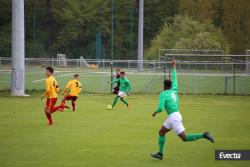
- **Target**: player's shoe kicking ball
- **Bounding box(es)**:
[107,71,131,111]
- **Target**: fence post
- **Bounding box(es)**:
[110,61,113,93]
[233,61,236,95]
[242,77,245,95]
[102,59,105,92]
[194,74,197,94]
[221,57,223,72]
[154,60,156,72]
[224,76,228,95]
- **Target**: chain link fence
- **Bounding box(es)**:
[0,57,250,95]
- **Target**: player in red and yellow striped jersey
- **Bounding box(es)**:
[61,74,82,111]
[41,67,69,125]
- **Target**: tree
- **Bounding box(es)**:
[146,15,229,59]
[223,0,250,54]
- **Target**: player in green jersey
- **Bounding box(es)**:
[151,59,214,160]
[107,71,131,110]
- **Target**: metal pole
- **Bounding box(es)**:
[31,7,36,57]
[137,0,144,71]
[233,61,236,95]
[99,23,102,59]
[224,76,228,95]
[11,0,26,96]
[110,0,114,92]
[130,8,133,59]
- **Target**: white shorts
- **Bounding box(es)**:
[163,112,185,135]
[118,91,126,97]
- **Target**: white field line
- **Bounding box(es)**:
[0,70,77,73]
[32,73,74,83]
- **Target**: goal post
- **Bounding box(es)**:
[57,53,67,67]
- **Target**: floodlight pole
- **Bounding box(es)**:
[137,0,144,71]
[233,60,236,96]
[130,8,133,59]
[110,0,114,92]
[11,0,26,96]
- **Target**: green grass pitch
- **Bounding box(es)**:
[0,94,250,167]
[0,68,250,94]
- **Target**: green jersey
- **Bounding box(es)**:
[156,68,178,115]
[112,77,131,93]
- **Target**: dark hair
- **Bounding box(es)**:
[74,74,79,78]
[164,79,172,89]
[46,66,54,74]
[120,71,125,75]
[116,68,120,71]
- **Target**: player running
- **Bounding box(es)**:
[112,68,121,94]
[107,71,131,110]
[151,59,214,160]
[41,67,69,125]
[61,74,82,111]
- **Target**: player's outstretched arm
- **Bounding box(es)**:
[153,92,165,117]
[111,78,120,83]
[171,59,178,92]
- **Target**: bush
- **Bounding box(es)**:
[145,15,229,59]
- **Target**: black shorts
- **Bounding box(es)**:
[113,86,119,94]
[65,95,78,101]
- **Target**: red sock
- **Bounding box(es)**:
[45,111,53,124]
[72,101,76,111]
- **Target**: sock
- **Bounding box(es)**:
[45,111,52,124]
[158,135,166,154]
[112,96,119,108]
[72,101,76,111]
[120,98,128,106]
[185,133,204,141]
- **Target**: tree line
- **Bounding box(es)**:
[0,0,249,59]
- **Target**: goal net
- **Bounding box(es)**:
[57,53,67,67]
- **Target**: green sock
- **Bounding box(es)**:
[112,96,119,108]
[120,98,128,106]
[185,133,204,141]
[158,135,166,154]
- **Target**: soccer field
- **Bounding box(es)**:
[0,68,250,94]
[0,94,249,167]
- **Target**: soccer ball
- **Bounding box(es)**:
[106,105,113,110]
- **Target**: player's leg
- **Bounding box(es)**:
[61,95,71,104]
[61,96,66,104]
[44,99,53,125]
[178,131,214,143]
[151,126,170,160]
[112,95,120,108]
[120,97,129,109]
[71,100,76,111]
[71,96,77,111]
[173,113,214,143]
[50,98,69,113]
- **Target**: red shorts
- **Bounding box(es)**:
[65,95,78,101]
[46,98,57,110]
